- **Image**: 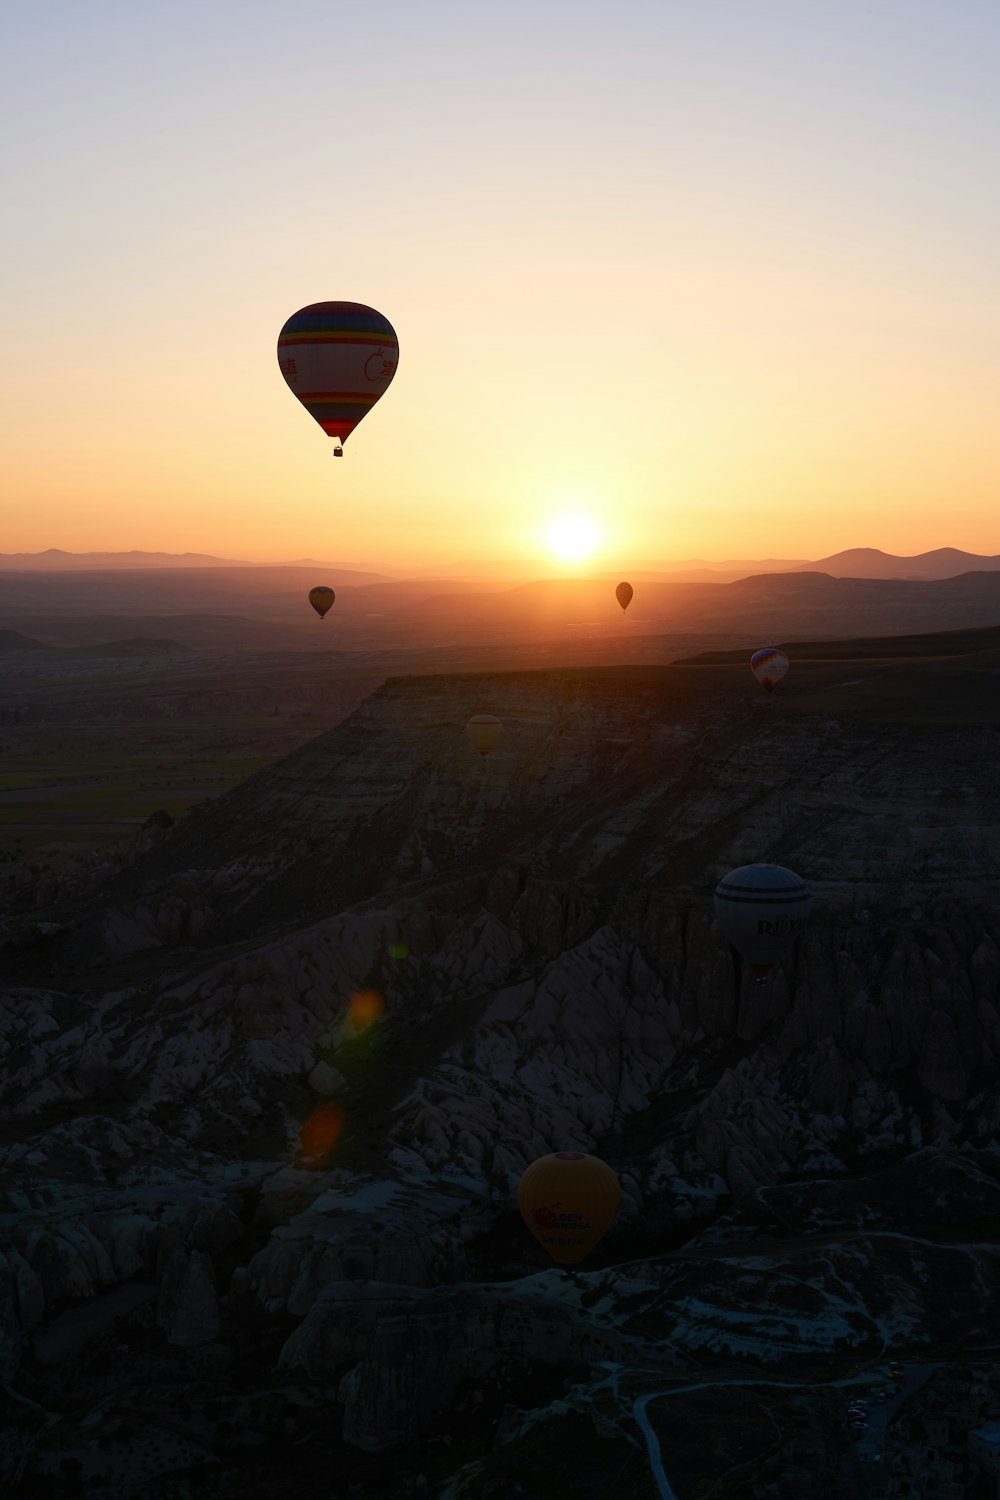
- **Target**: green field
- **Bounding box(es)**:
[0,748,294,859]
[0,644,379,867]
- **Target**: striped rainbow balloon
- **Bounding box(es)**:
[277,301,398,454]
[750,647,789,693]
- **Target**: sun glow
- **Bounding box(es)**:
[546,514,601,564]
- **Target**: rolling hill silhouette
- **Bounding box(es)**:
[792,545,1000,579]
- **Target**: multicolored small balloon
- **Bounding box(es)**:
[308,586,336,618]
[750,647,789,693]
[277,301,398,456]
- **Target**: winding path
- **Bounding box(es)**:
[628,1364,937,1500]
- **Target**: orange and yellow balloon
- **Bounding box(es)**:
[517,1151,621,1265]
[465,714,503,759]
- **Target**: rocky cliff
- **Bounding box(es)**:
[4,648,1000,1491]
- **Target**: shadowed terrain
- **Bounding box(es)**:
[4,626,1000,1496]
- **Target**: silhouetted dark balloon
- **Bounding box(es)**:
[308,586,336,618]
[615,581,633,613]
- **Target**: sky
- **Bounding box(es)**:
[2,0,998,571]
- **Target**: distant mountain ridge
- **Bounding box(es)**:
[0,628,192,655]
[0,548,258,569]
[6,563,1000,655]
[619,549,1000,583]
[0,628,44,651]
[792,547,1000,579]
[4,545,1000,581]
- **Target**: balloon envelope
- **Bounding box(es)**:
[518,1151,621,1265]
[750,648,789,692]
[714,863,811,970]
[616,581,633,613]
[466,714,503,758]
[277,302,398,450]
[308,586,336,619]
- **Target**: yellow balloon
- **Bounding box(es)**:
[517,1151,621,1265]
[465,714,503,758]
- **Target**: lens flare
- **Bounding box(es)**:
[297,1102,345,1165]
[349,989,384,1030]
[388,940,409,960]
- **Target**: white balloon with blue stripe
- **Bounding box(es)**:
[714,863,811,974]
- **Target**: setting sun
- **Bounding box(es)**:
[546,515,601,564]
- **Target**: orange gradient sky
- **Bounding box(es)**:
[2,2,998,570]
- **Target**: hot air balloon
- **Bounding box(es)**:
[277,302,398,457]
[615,581,633,613]
[465,714,503,759]
[714,863,811,983]
[308,586,336,619]
[751,648,789,693]
[518,1152,621,1266]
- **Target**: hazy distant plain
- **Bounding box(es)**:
[5,558,1000,868]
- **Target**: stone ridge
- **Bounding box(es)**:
[3,659,1000,1457]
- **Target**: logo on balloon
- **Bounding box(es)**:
[533,1206,590,1233]
[756,917,807,937]
[365,349,396,382]
[533,1206,559,1230]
